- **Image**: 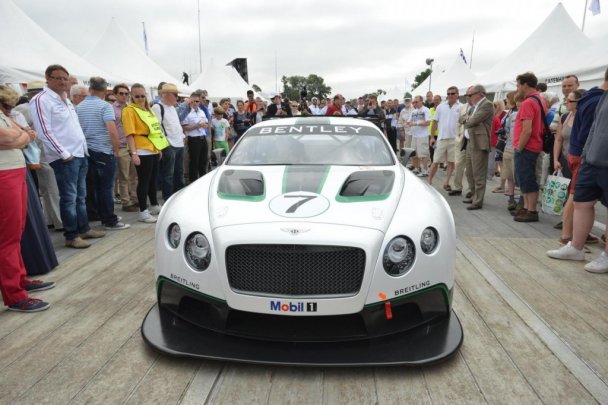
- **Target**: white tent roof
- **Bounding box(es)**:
[476,3,591,93]
[412,56,477,97]
[84,18,182,91]
[381,86,409,102]
[540,35,608,92]
[189,60,253,101]
[0,0,122,85]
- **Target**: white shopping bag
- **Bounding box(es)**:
[541,171,570,216]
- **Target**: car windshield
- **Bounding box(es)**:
[227,124,394,166]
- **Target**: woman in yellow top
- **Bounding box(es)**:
[121,83,168,223]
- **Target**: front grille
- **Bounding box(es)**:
[225,244,366,296]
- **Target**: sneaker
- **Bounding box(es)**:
[24,280,56,292]
[122,204,139,212]
[547,241,585,261]
[65,237,91,249]
[149,205,162,215]
[507,200,517,211]
[417,172,428,177]
[412,168,421,175]
[114,197,121,205]
[80,229,106,239]
[553,221,563,230]
[514,210,539,222]
[139,210,157,223]
[105,222,131,230]
[584,251,608,273]
[8,298,50,313]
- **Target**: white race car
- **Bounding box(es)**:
[142,116,463,366]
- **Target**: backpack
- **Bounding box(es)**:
[527,95,554,154]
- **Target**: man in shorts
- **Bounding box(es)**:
[429,86,461,189]
[547,67,608,273]
[512,72,547,222]
[406,96,431,176]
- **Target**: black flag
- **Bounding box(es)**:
[227,58,249,84]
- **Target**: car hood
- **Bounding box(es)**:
[208,164,404,232]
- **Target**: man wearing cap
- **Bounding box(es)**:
[30,65,105,248]
[265,93,292,118]
[309,97,322,115]
[152,83,186,201]
[15,81,63,231]
[77,76,128,231]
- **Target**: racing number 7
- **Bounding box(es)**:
[284,195,317,213]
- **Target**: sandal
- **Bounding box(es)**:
[491,187,505,193]
[443,184,452,191]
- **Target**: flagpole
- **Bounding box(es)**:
[197,0,202,74]
[469,31,475,70]
[275,50,278,92]
[582,0,589,32]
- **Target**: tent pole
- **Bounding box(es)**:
[469,31,475,70]
[197,0,202,74]
[581,0,589,32]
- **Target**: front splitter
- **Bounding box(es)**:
[141,304,463,366]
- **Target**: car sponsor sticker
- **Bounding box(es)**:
[270,300,318,312]
[394,280,430,297]
[269,192,329,218]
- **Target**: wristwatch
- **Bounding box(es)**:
[130,152,137,156]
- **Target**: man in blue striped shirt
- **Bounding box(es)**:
[77,77,129,231]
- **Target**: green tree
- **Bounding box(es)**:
[412,68,432,90]
[281,74,332,100]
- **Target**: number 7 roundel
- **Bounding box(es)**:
[269,192,330,218]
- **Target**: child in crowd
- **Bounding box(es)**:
[211,106,230,155]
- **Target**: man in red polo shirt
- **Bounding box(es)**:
[325,94,344,116]
[513,71,547,222]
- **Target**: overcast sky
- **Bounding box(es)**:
[14,0,608,98]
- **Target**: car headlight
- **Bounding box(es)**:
[184,232,211,271]
[420,227,439,254]
[383,236,415,276]
[167,223,181,249]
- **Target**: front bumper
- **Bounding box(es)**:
[140,279,463,366]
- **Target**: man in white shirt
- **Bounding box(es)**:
[406,96,431,176]
[429,86,461,188]
[181,93,209,182]
[309,97,322,115]
[30,64,105,249]
[152,83,186,201]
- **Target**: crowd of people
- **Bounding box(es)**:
[1,63,607,313]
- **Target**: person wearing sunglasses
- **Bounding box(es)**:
[122,83,169,223]
[429,87,461,191]
[461,84,494,210]
[112,83,138,212]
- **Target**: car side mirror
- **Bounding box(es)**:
[399,148,416,166]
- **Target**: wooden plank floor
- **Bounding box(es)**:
[2,173,608,404]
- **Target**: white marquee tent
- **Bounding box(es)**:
[412,55,477,97]
[475,3,591,94]
[84,18,184,93]
[0,0,123,85]
[189,60,253,101]
[539,35,608,93]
